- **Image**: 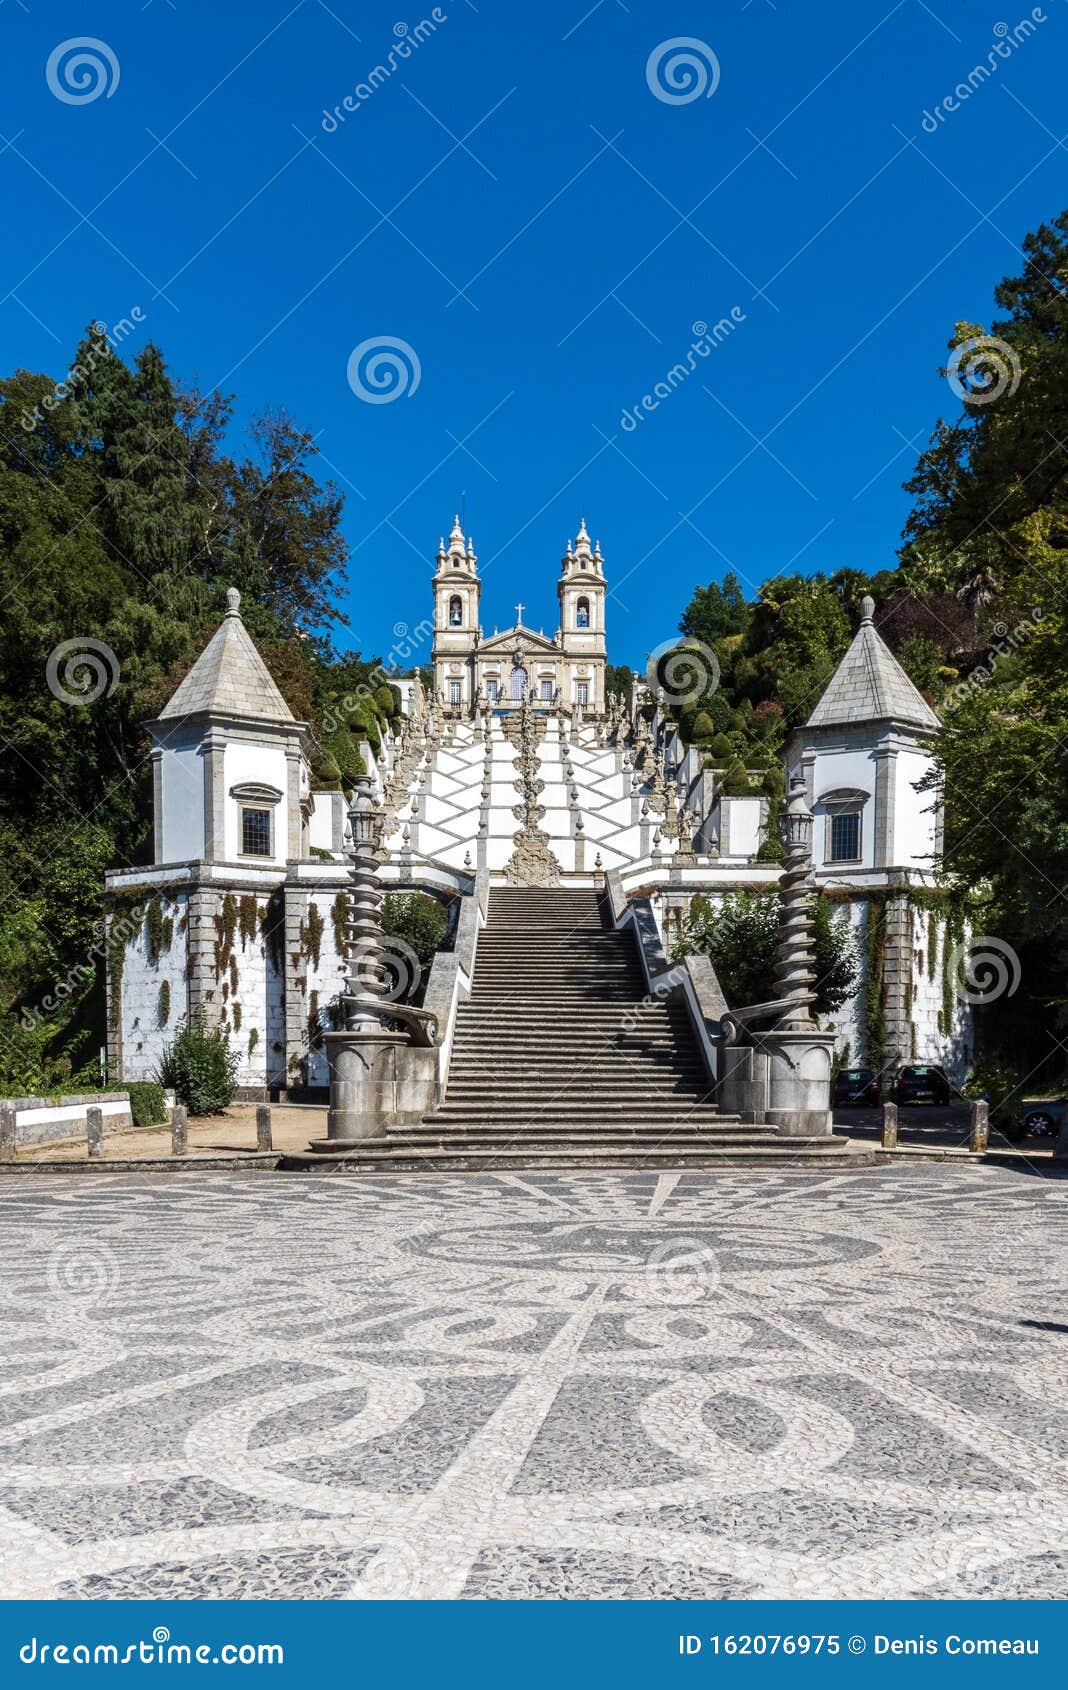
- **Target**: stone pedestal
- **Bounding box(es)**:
[762,1028,836,1137]
[312,1027,408,1151]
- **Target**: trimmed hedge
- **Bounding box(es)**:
[127,1080,168,1128]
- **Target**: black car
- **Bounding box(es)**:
[894,1063,952,1106]
[833,1067,880,1107]
[1022,1098,1066,1139]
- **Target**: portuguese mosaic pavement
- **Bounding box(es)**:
[0,1165,1065,1600]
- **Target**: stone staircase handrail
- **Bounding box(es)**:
[605,869,728,1083]
[420,868,489,1095]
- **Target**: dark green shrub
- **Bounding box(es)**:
[126,1080,167,1128]
[709,733,734,761]
[691,710,716,742]
[157,1017,238,1115]
[381,893,449,1004]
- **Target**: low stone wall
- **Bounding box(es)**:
[0,1091,132,1149]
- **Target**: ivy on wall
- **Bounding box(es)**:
[158,979,170,1026]
[864,893,888,1074]
[331,892,349,957]
[261,890,285,975]
[145,896,174,966]
[303,903,325,970]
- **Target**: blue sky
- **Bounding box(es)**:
[1,0,1066,667]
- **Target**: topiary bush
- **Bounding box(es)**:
[126,1080,167,1128]
[691,710,716,742]
[157,1017,238,1115]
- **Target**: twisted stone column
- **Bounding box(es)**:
[774,821,816,1031]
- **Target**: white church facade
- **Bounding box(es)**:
[104,522,972,1099]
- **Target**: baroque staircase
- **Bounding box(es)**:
[305,887,866,1169]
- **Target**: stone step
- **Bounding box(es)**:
[284,1141,880,1172]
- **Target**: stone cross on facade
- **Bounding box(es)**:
[514,602,525,624]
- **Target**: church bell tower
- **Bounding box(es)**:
[432,517,480,709]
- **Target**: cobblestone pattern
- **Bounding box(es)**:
[0,1165,1065,1600]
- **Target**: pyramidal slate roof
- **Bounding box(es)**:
[807,596,941,732]
[158,589,295,723]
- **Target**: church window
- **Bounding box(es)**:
[510,665,527,700]
[448,679,462,704]
[575,681,589,706]
[241,807,272,858]
[576,596,590,628]
[486,677,500,701]
[449,595,463,626]
[540,678,553,701]
[828,810,861,862]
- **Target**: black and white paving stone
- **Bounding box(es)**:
[0,1165,1065,1599]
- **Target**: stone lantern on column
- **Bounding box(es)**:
[760,773,837,1136]
[311,772,410,1151]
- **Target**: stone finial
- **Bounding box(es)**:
[225,587,241,616]
[860,594,875,624]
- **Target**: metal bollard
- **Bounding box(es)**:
[969,1098,989,1154]
[171,1103,188,1157]
[256,1103,273,1153]
[86,1105,103,1160]
[0,1102,15,1163]
[881,1101,898,1149]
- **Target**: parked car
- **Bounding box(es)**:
[1021,1098,1066,1139]
[894,1064,952,1106]
[833,1067,880,1107]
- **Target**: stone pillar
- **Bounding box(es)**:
[762,774,836,1138]
[881,1101,898,1148]
[285,744,303,860]
[0,1102,15,1162]
[86,1105,103,1159]
[185,887,219,1028]
[171,1104,188,1156]
[883,879,913,1091]
[256,1103,272,1151]
[202,730,227,861]
[283,888,310,1091]
[969,1099,989,1154]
